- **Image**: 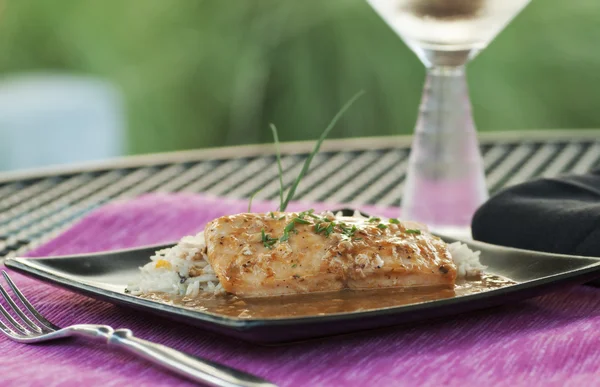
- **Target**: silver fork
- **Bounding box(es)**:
[0,271,276,387]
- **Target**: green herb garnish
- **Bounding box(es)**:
[377,223,388,230]
[292,217,310,225]
[269,123,285,211]
[405,229,422,235]
[278,91,365,212]
[250,92,365,238]
[269,211,275,219]
[278,215,286,220]
[339,223,357,238]
[389,218,400,224]
[314,222,326,234]
[261,228,278,248]
[303,209,320,219]
[368,217,381,223]
[280,221,297,242]
[247,188,262,213]
[324,222,336,237]
[297,209,317,219]
[292,263,297,268]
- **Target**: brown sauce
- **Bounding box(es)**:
[141,274,515,319]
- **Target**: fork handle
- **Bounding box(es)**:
[109,329,276,387]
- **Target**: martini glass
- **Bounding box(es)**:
[367,0,531,233]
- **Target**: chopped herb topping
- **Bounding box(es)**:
[292,263,297,268]
[377,223,388,230]
[368,217,381,223]
[405,229,422,235]
[314,222,326,234]
[292,217,311,225]
[278,215,286,220]
[389,218,400,224]
[269,211,275,219]
[261,229,278,248]
[280,221,297,242]
[314,219,336,238]
[339,223,358,238]
[302,209,320,220]
[324,222,336,237]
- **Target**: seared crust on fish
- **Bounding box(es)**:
[205,211,457,297]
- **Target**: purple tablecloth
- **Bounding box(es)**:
[2,193,600,386]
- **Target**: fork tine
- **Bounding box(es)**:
[0,315,21,338]
[0,283,43,333]
[2,271,59,331]
[0,301,30,335]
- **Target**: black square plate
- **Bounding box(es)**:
[6,236,600,344]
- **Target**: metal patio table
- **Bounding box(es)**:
[1,129,599,261]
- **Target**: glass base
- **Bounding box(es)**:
[401,66,488,229]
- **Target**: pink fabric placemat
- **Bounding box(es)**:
[2,193,600,386]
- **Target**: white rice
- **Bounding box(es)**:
[127,218,485,297]
[126,233,224,297]
[447,241,486,278]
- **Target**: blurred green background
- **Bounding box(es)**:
[0,0,598,156]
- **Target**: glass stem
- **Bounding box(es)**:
[401,66,488,230]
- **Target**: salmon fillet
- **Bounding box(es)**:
[204,211,457,297]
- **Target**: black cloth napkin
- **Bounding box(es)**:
[472,170,600,257]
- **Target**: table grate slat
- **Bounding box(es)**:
[1,135,599,258]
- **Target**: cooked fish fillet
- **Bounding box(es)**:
[204,211,457,297]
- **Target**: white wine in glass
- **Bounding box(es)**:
[367,0,532,233]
